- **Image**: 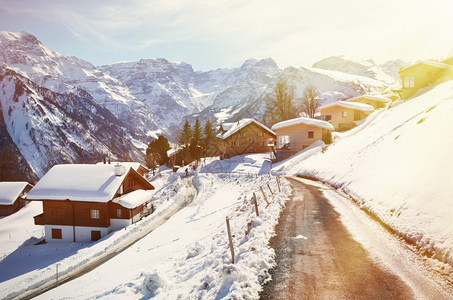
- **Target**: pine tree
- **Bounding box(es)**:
[190,117,202,160]
[178,119,192,148]
[202,119,216,156]
[146,135,170,165]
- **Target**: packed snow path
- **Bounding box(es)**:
[260,177,453,299]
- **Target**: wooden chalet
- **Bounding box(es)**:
[347,95,391,109]
[271,117,334,161]
[318,101,374,131]
[27,164,154,243]
[0,182,33,216]
[396,60,453,100]
[216,118,276,158]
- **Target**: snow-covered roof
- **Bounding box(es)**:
[96,162,148,172]
[271,117,334,131]
[113,190,153,209]
[347,95,391,103]
[26,164,135,202]
[167,147,183,157]
[217,118,275,140]
[0,182,31,205]
[318,101,375,112]
[399,60,452,72]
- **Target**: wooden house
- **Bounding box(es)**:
[271,117,334,161]
[318,101,374,131]
[347,95,391,109]
[0,182,33,216]
[216,118,276,158]
[396,60,453,100]
[27,164,154,243]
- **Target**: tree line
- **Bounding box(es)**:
[145,117,217,172]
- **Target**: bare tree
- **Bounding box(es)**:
[263,78,298,125]
[300,85,320,119]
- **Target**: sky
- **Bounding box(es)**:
[1,0,453,71]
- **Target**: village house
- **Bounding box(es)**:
[0,182,33,216]
[271,117,334,161]
[347,95,391,109]
[396,60,453,100]
[318,101,374,131]
[216,118,276,158]
[27,163,154,243]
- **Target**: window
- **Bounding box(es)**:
[231,141,236,147]
[323,115,332,121]
[308,131,314,139]
[249,147,254,152]
[117,208,122,217]
[404,76,415,88]
[51,228,62,239]
[278,135,290,148]
[90,209,100,219]
[91,230,101,241]
[342,111,348,118]
[249,138,254,143]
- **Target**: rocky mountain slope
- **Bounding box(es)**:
[0,68,143,179]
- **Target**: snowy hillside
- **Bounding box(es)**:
[0,156,291,299]
[273,80,453,269]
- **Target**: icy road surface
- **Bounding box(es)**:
[261,177,453,299]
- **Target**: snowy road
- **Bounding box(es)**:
[260,177,452,299]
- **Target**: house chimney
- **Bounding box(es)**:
[114,164,124,176]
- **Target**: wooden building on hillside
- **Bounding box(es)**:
[271,117,334,161]
[0,182,33,216]
[396,60,453,100]
[318,101,374,131]
[27,164,154,243]
[216,118,276,158]
[347,95,391,109]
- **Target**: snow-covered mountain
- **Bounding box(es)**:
[0,68,144,178]
[312,55,404,86]
[0,31,159,139]
[0,31,402,180]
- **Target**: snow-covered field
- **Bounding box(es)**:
[0,155,290,299]
[273,80,453,269]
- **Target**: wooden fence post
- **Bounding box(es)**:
[226,217,235,264]
[276,176,281,192]
[56,264,59,286]
[267,183,273,195]
[260,186,270,207]
[253,193,259,216]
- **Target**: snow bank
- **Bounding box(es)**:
[274,80,453,268]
